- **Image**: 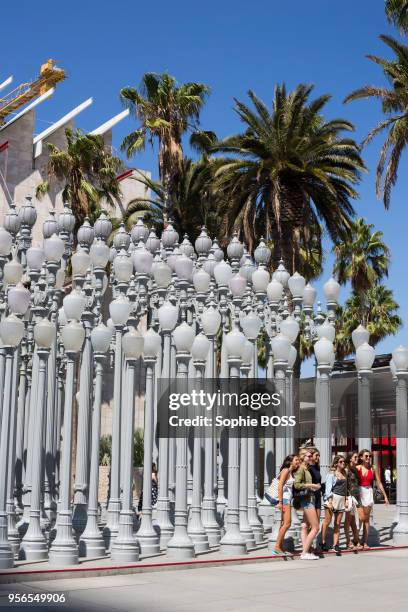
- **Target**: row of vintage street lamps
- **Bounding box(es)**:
[0,197,408,569]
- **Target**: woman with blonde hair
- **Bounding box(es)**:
[344,451,362,550]
[357,449,389,549]
[293,447,321,560]
[320,455,348,553]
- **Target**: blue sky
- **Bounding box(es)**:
[2,1,408,371]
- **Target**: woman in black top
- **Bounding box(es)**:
[344,452,362,550]
[308,448,322,522]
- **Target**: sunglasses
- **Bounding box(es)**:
[338,460,345,464]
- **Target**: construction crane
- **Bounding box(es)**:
[0,60,65,125]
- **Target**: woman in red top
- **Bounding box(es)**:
[357,449,389,549]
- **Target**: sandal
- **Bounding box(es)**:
[362,543,371,550]
[346,543,355,551]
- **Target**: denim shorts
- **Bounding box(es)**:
[300,499,315,510]
[282,498,291,506]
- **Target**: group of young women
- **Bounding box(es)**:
[272,447,389,560]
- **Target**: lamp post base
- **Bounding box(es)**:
[111,539,139,563]
[0,544,14,569]
[220,531,247,556]
[78,517,106,559]
[49,545,79,567]
[166,532,195,560]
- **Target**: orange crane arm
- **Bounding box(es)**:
[0,60,65,125]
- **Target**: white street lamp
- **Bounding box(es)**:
[7,284,31,315]
[352,324,370,350]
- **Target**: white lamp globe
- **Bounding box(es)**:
[4,259,23,285]
[288,272,306,299]
[323,277,340,303]
[161,223,179,248]
[288,345,297,369]
[167,247,181,272]
[352,324,370,350]
[71,248,91,276]
[227,233,244,260]
[173,322,195,352]
[44,233,65,262]
[280,315,300,343]
[203,253,217,278]
[271,333,291,362]
[195,227,212,256]
[191,333,211,361]
[392,345,408,372]
[214,260,233,286]
[239,256,256,281]
[153,261,172,288]
[316,320,336,343]
[390,358,397,377]
[267,279,283,303]
[26,245,45,271]
[61,320,85,353]
[145,229,161,254]
[201,305,221,336]
[252,267,270,293]
[7,283,31,315]
[77,218,94,249]
[90,240,110,269]
[91,323,112,354]
[229,273,247,298]
[63,289,86,321]
[55,268,65,290]
[302,283,317,308]
[224,327,246,358]
[314,337,334,366]
[193,269,211,293]
[0,227,13,256]
[109,247,118,263]
[34,318,55,349]
[272,261,290,288]
[132,245,154,275]
[254,238,271,265]
[241,311,262,340]
[174,253,194,281]
[158,302,179,331]
[122,329,144,359]
[113,253,133,283]
[109,295,132,326]
[143,328,161,358]
[355,342,375,371]
[58,307,67,327]
[0,314,25,347]
[241,338,253,365]
[131,218,149,244]
[179,235,195,258]
[107,318,115,332]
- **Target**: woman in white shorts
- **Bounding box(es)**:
[320,455,349,553]
[357,449,389,549]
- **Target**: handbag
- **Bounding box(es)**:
[265,475,280,505]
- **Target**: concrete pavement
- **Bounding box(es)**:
[0,546,407,611]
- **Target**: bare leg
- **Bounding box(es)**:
[333,512,343,547]
[302,508,319,554]
[320,507,333,545]
[275,506,292,552]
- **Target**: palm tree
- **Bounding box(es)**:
[37,128,123,227]
[120,73,210,220]
[335,285,401,359]
[385,0,408,33]
[123,158,219,239]
[345,36,408,208]
[333,218,390,292]
[211,85,365,271]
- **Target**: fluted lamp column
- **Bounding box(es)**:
[187,333,210,553]
[314,337,334,481]
[220,327,247,556]
[200,304,222,546]
[0,315,25,569]
[111,328,144,562]
[104,294,132,549]
[79,323,112,558]
[352,325,373,450]
[392,346,408,544]
[138,329,161,556]
[49,321,85,565]
[20,318,55,561]
[166,322,196,560]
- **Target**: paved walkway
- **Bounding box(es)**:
[0,546,407,611]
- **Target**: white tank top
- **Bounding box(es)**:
[282,473,294,501]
